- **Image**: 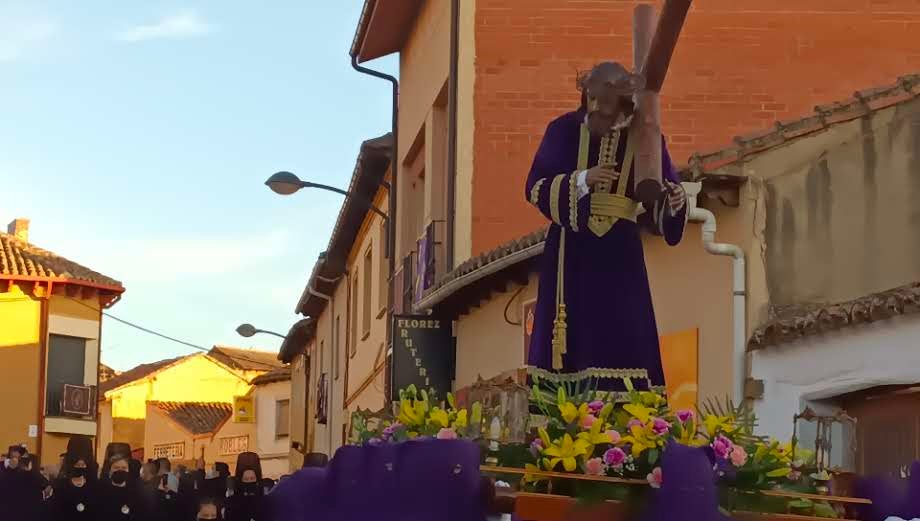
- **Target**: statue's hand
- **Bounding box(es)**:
[585,166,619,188]
[665,181,686,214]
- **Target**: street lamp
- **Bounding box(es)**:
[265,171,388,221]
[235,323,286,340]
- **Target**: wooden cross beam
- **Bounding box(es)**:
[632,0,692,207]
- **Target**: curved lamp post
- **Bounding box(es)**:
[235,323,286,340]
[265,171,388,220]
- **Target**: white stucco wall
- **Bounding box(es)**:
[253,380,291,477]
[751,313,920,468]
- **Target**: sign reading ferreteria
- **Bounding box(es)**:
[391,315,454,402]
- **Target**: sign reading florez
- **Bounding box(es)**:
[391,315,454,401]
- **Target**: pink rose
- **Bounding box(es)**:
[730,445,748,467]
[647,467,663,489]
[581,414,597,429]
[606,430,621,444]
[627,419,642,430]
[676,409,695,423]
[603,447,626,468]
[711,435,733,459]
[584,457,605,476]
[587,400,605,414]
[436,428,458,440]
[651,418,671,436]
[788,470,802,482]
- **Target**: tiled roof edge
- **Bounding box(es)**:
[684,74,920,179]
[748,282,920,351]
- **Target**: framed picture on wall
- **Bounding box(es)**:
[522,298,536,363]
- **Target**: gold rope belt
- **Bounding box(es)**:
[589,193,638,222]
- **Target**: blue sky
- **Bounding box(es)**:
[0,1,397,371]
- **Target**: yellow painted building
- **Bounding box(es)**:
[97,346,283,462]
[0,218,125,466]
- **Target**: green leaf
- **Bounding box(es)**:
[647,449,659,465]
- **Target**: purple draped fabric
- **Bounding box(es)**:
[525,109,686,389]
[268,439,488,521]
[638,442,730,521]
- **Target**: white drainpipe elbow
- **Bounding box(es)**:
[682,182,747,405]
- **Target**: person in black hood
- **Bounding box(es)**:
[3,447,46,521]
[195,496,223,521]
[224,452,265,521]
[98,454,145,521]
[100,443,132,484]
[50,453,98,520]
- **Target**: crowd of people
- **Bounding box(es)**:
[0,437,284,520]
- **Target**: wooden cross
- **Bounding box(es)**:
[632,0,692,207]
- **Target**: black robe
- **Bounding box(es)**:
[50,479,97,521]
[224,488,266,521]
[96,482,145,521]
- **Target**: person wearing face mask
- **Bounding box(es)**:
[224,452,265,521]
[50,456,98,520]
[98,454,145,521]
[100,443,132,484]
[195,497,223,521]
[1,446,47,521]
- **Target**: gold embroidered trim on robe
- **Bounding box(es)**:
[530,178,545,206]
[526,366,664,397]
[568,172,579,232]
[549,174,565,226]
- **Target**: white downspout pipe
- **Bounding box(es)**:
[682,182,747,405]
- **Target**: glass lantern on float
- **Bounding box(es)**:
[467,370,531,445]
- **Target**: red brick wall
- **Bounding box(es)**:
[471,0,920,256]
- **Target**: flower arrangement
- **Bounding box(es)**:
[524,378,809,496]
[350,385,482,444]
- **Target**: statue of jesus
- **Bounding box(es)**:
[525,62,688,391]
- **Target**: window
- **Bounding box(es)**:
[275,399,290,438]
[334,316,341,380]
[319,340,324,378]
[362,247,373,337]
[350,276,359,358]
[378,220,388,315]
[46,334,87,416]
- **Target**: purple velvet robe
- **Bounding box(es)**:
[525,109,686,390]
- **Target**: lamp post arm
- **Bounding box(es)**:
[302,181,388,221]
[255,329,287,340]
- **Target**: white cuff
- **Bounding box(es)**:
[576,170,589,200]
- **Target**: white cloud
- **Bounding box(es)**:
[0,17,57,62]
[116,10,214,43]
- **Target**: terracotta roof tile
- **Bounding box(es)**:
[0,232,123,290]
[251,366,291,386]
[207,346,284,372]
[149,401,233,436]
[749,282,920,350]
[684,74,920,180]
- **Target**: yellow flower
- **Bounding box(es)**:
[428,407,450,429]
[523,463,546,483]
[623,404,656,424]
[543,434,589,472]
[577,418,612,450]
[559,402,589,425]
[702,415,736,438]
[766,467,792,478]
[537,428,552,449]
[453,409,468,429]
[639,391,664,408]
[398,398,427,427]
[621,423,659,458]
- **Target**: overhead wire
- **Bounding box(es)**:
[64,296,283,371]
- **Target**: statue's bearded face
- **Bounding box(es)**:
[582,61,643,136]
[587,95,634,137]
